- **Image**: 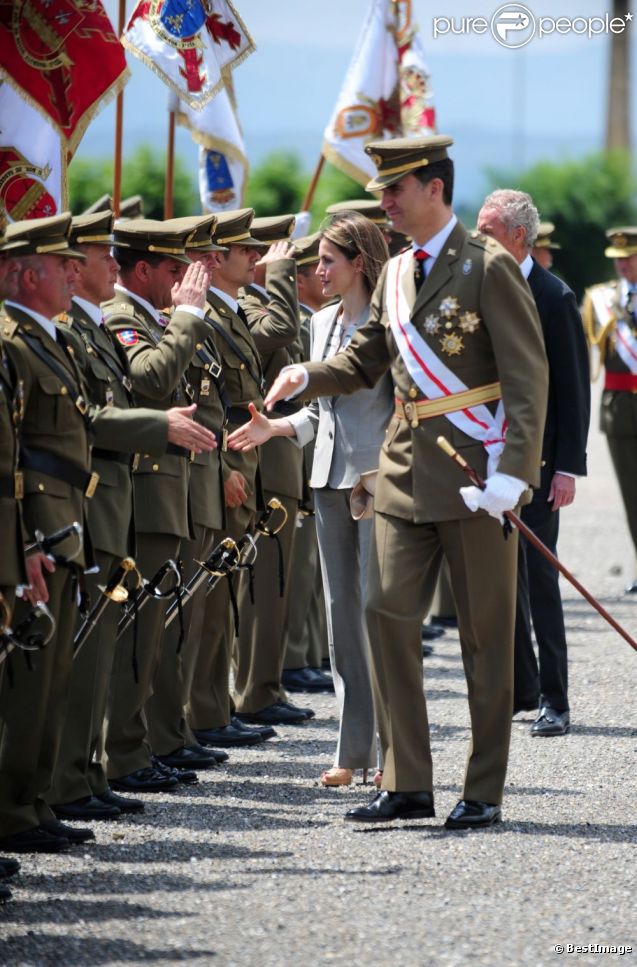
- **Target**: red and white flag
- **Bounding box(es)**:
[0,0,129,218]
[123,0,255,111]
[323,0,436,186]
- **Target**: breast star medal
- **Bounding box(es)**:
[424,314,441,334]
[440,333,464,356]
[439,296,460,319]
[458,311,481,333]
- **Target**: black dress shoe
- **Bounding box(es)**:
[281,701,315,720]
[230,716,276,741]
[445,800,502,829]
[624,578,637,593]
[0,857,20,878]
[53,795,120,821]
[237,702,308,726]
[0,826,70,853]
[422,622,445,641]
[0,883,12,902]
[430,614,458,629]
[345,790,435,823]
[193,724,264,748]
[281,667,334,693]
[110,766,179,793]
[41,819,95,844]
[188,742,229,764]
[156,746,218,770]
[422,642,434,658]
[98,789,145,814]
[531,706,570,736]
[152,757,198,785]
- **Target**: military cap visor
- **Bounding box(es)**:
[70,210,114,247]
[164,214,227,253]
[534,221,561,250]
[604,227,637,258]
[364,134,453,192]
[4,212,85,259]
[250,214,296,246]
[292,232,321,265]
[212,208,262,248]
[112,218,191,264]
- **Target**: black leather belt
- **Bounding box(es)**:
[92,448,130,464]
[272,400,300,417]
[226,406,252,427]
[214,429,228,451]
[20,446,99,498]
[0,473,23,499]
[166,443,191,459]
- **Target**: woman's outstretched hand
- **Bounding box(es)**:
[227,403,274,451]
[263,365,306,410]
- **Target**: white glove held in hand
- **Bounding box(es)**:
[460,472,527,522]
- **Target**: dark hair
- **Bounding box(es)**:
[413,158,454,205]
[113,247,166,274]
[320,212,389,295]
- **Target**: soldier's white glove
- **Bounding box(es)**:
[460,472,527,523]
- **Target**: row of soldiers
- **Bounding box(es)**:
[0,198,382,902]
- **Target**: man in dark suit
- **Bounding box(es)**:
[478,190,590,737]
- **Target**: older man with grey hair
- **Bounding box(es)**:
[477,189,590,737]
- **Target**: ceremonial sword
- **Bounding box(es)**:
[73,556,140,657]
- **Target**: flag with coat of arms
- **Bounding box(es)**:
[123,0,255,111]
[0,0,128,219]
[322,0,436,186]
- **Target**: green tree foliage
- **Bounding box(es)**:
[244,151,307,217]
[68,145,198,217]
[487,151,637,298]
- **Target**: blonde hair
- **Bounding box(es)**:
[320,211,388,295]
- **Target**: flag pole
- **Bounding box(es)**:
[113,0,127,217]
[164,109,176,218]
[301,154,325,212]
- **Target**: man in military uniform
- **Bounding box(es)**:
[233,214,319,723]
[532,222,561,272]
[281,233,332,692]
[264,135,548,829]
[582,227,637,592]
[102,219,213,793]
[49,210,217,820]
[0,216,26,892]
[144,214,229,771]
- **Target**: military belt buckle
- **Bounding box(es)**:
[14,471,24,500]
[403,401,419,429]
[209,360,222,380]
[221,428,228,452]
[131,453,140,472]
[75,395,88,415]
[85,472,100,499]
[189,450,195,463]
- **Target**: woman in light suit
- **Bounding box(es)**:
[228,212,393,785]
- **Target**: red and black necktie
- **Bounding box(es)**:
[414,249,430,291]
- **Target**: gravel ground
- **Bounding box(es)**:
[1,384,635,967]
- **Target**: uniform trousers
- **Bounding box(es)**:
[283,513,328,671]
[314,487,376,769]
[189,509,253,731]
[367,511,518,805]
[146,524,215,755]
[514,473,568,712]
[0,568,76,835]
[49,548,120,804]
[233,491,299,714]
[606,434,637,563]
[104,532,180,778]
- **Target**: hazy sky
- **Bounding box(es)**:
[83,1,635,205]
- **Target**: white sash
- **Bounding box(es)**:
[386,252,506,475]
[615,319,637,374]
[589,285,615,328]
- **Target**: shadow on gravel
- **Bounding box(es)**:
[0,898,183,924]
[89,841,293,864]
[14,872,243,896]
[504,785,585,797]
[0,934,215,965]
[571,724,637,738]
[142,800,330,830]
[501,821,637,843]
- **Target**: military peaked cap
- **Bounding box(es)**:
[364,135,453,192]
[112,218,191,264]
[605,227,637,258]
[4,212,85,259]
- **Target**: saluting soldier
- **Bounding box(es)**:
[264,135,548,829]
[143,214,229,772]
[582,227,637,592]
[48,210,216,820]
[232,214,316,725]
[281,233,332,693]
[102,219,212,793]
[188,208,287,749]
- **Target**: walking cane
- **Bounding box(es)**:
[437,436,637,653]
